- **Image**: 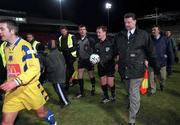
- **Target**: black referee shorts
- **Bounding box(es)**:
[78,58,94,71]
[97,61,115,77]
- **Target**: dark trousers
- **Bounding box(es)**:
[63,54,76,91]
[167,65,172,76]
[53,83,69,105]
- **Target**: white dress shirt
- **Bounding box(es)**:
[127,28,136,39]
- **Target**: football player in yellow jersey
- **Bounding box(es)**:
[0,19,57,125]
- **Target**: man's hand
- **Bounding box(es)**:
[0,81,18,92]
[145,60,148,68]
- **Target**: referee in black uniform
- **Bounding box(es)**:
[95,26,115,103]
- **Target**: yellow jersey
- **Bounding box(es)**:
[3,37,48,112]
[5,38,40,85]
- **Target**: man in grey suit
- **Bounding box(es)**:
[114,13,159,125]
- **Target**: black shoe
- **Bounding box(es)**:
[160,85,164,91]
[147,92,155,96]
[65,101,70,106]
[76,93,84,99]
[167,74,172,78]
[61,103,70,108]
[91,90,95,96]
[69,81,73,87]
[128,123,135,125]
[70,80,78,87]
[111,97,116,103]
[101,97,110,104]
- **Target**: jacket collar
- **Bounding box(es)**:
[151,32,164,41]
[121,28,139,37]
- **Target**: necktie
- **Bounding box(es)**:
[128,31,133,40]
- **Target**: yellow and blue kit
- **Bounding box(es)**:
[3,37,48,112]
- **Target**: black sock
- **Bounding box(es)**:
[110,85,115,98]
[90,77,96,91]
[78,79,84,95]
[101,85,109,99]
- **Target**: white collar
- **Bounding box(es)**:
[81,36,86,40]
[10,37,19,46]
[128,28,136,34]
[155,34,161,40]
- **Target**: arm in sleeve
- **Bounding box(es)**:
[112,36,119,57]
[94,43,99,54]
[171,38,177,55]
[112,35,120,64]
[166,39,174,65]
[88,37,96,53]
[145,33,160,74]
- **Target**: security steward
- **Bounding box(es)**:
[58,26,78,92]
[26,33,41,54]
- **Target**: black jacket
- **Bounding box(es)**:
[58,34,78,57]
[114,28,159,79]
[45,48,66,83]
[152,34,174,67]
[95,38,115,67]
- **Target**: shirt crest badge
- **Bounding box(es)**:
[105,47,110,52]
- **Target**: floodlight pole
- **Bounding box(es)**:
[155,7,159,25]
[105,2,112,29]
[59,0,63,21]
